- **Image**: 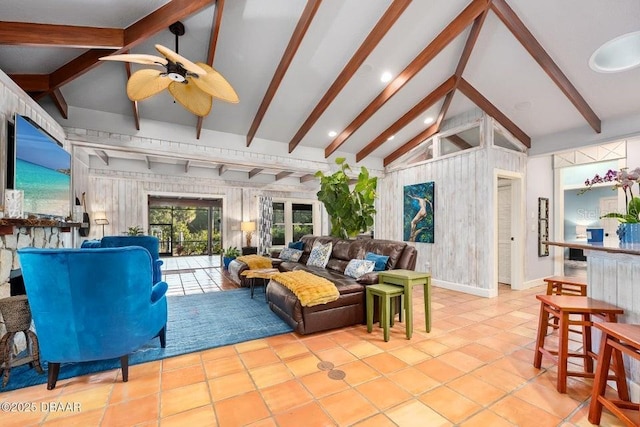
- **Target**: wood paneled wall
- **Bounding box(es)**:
[377,135,526,296]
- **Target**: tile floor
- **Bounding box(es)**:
[0,256,628,426]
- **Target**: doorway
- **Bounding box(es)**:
[148,197,222,256]
[494,170,524,293]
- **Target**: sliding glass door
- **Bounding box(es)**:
[148,197,222,256]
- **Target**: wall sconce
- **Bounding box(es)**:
[94,212,109,237]
[241,221,256,247]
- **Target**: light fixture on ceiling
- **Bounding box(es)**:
[589,30,640,73]
[99,21,239,116]
[423,116,434,125]
[328,131,337,137]
[380,71,393,83]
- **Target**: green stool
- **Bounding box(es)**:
[378,270,432,337]
[366,283,406,342]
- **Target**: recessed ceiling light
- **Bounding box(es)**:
[380,71,393,83]
[423,116,434,125]
[387,135,395,141]
[590,31,640,73]
[328,131,337,137]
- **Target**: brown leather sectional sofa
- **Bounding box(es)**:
[265,235,417,335]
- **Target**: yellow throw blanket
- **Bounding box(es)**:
[272,271,339,307]
[237,255,272,270]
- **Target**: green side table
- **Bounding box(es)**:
[377,270,431,338]
[366,283,405,342]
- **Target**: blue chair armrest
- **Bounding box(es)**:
[151,281,168,303]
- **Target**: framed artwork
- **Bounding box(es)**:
[538,197,549,256]
[403,182,435,243]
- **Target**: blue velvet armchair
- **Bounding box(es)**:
[82,235,163,283]
[17,247,168,390]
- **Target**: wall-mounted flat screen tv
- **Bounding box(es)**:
[9,115,71,219]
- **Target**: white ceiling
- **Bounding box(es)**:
[1,0,639,177]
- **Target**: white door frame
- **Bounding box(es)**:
[493,169,525,293]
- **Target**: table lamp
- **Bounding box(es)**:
[241,221,256,247]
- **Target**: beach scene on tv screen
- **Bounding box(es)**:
[15,116,71,219]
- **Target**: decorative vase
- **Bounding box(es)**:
[4,189,24,219]
[617,223,640,243]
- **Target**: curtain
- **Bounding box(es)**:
[258,196,273,255]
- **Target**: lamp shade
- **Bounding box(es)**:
[241,221,256,232]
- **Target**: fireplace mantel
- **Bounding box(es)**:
[0,218,80,235]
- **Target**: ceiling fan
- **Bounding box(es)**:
[99,22,238,117]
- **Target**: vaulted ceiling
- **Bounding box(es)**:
[1,0,639,179]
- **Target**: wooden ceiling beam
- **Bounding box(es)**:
[300,174,316,183]
[445,134,473,149]
[491,0,600,133]
[23,0,215,96]
[50,88,68,119]
[356,76,455,162]
[95,150,109,165]
[383,123,438,167]
[275,171,293,181]
[288,0,412,153]
[0,22,123,48]
[9,74,50,92]
[124,60,140,130]
[248,168,263,179]
[324,0,489,158]
[458,77,530,147]
[123,0,215,49]
[386,9,490,166]
[246,0,322,147]
[196,0,225,139]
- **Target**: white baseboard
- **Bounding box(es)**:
[512,277,546,291]
[432,279,496,298]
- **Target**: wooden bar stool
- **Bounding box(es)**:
[543,275,587,296]
[543,276,588,331]
[366,284,405,342]
[533,294,625,393]
[589,322,639,426]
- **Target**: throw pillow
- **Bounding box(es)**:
[306,242,333,268]
[279,247,303,262]
[344,259,375,279]
[288,241,304,250]
[365,252,389,271]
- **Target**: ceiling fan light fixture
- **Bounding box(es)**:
[589,30,640,73]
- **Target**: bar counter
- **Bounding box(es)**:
[546,240,640,398]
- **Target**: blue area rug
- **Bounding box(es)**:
[1,288,293,392]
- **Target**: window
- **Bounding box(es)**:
[271,200,319,246]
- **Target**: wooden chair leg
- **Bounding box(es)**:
[47,362,60,390]
[120,355,129,382]
[588,335,614,425]
[557,311,570,393]
[582,314,594,373]
[534,302,548,369]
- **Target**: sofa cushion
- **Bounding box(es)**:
[344,259,375,278]
[280,247,302,262]
[288,241,304,250]
[307,242,332,268]
[365,252,389,271]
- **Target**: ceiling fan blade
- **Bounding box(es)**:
[190,63,239,104]
[168,81,212,117]
[127,69,171,101]
[99,54,168,66]
[155,44,206,75]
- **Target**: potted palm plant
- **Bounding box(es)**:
[315,157,377,239]
[222,246,241,270]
